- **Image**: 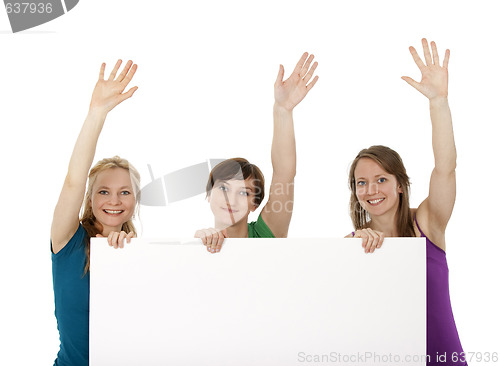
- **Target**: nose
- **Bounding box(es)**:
[227,192,240,208]
[367,182,379,195]
[109,193,122,205]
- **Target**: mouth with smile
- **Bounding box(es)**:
[367,198,385,206]
[103,209,125,215]
[222,207,238,214]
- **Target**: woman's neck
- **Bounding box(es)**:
[96,222,122,237]
[368,213,399,237]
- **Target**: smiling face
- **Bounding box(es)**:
[354,158,403,218]
[208,178,258,228]
[91,167,136,234]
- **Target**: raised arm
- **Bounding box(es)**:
[51,60,138,253]
[402,39,456,249]
[261,52,319,237]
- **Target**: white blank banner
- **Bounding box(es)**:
[90,238,426,366]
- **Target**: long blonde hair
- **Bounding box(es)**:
[348,145,415,237]
[80,156,141,274]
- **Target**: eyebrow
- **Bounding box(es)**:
[218,181,253,191]
[356,174,387,180]
[96,186,132,190]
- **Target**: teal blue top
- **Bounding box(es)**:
[51,224,89,366]
[247,214,275,238]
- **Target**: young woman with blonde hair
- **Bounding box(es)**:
[347,39,466,365]
[51,60,139,366]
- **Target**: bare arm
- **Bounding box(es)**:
[402,39,456,249]
[51,60,138,254]
[261,53,318,237]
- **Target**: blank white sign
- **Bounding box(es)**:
[90,238,426,366]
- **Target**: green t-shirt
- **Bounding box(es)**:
[247,214,275,238]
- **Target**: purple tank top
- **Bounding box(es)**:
[415,219,467,366]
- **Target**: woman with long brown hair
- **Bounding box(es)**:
[347,39,466,365]
[50,60,139,366]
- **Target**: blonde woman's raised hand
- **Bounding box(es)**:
[96,231,134,249]
[89,60,138,114]
[274,52,319,111]
[402,39,450,101]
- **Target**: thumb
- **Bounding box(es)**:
[274,64,284,86]
[401,76,420,91]
[96,234,104,238]
[221,229,228,238]
[119,86,139,103]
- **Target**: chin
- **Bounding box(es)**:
[95,214,132,229]
[215,213,247,228]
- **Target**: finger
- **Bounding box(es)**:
[111,231,120,249]
[303,61,318,84]
[401,76,421,91]
[199,229,209,246]
[209,229,219,253]
[113,232,120,249]
[376,232,385,248]
[421,38,432,66]
[354,230,367,248]
[370,230,379,253]
[108,59,122,80]
[365,229,375,253]
[300,54,315,78]
[107,232,112,246]
[215,232,224,253]
[443,49,450,69]
[306,75,319,91]
[409,46,426,71]
[293,52,309,75]
[126,231,134,244]
[118,86,139,103]
[430,41,439,66]
[121,63,137,87]
[96,234,104,238]
[98,63,106,80]
[274,64,284,86]
[118,231,127,248]
[117,60,133,82]
[207,228,217,253]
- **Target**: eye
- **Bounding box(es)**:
[121,191,131,195]
[378,178,387,183]
[98,190,109,195]
[240,191,250,196]
[218,184,228,192]
[356,181,366,186]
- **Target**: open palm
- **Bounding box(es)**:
[274,52,319,110]
[90,60,138,113]
[402,39,450,100]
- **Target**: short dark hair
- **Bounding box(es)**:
[206,158,265,207]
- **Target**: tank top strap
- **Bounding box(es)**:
[414,216,426,238]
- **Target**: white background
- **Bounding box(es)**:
[0,0,499,364]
